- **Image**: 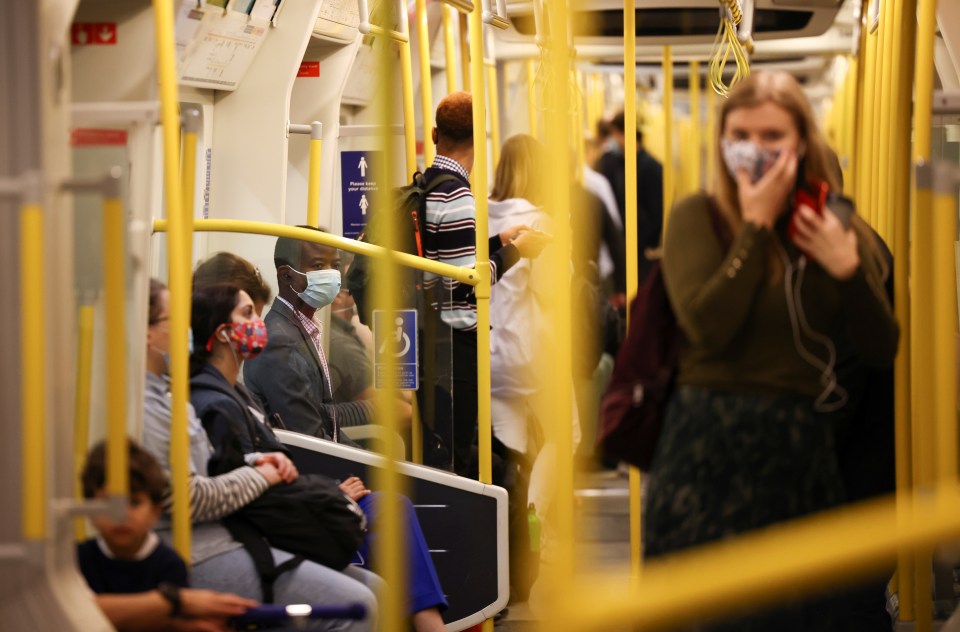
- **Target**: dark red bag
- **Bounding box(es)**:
[597,262,681,471]
[598,200,726,471]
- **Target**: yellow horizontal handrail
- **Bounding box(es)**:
[152,218,480,286]
[560,486,960,631]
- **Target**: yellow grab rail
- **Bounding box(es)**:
[689,60,701,191]
[358,0,410,43]
[152,0,192,561]
[73,303,96,542]
[103,192,129,501]
[459,12,471,92]
[875,0,894,242]
[443,5,458,94]
[21,199,47,541]
[153,219,480,286]
[559,486,960,631]
[416,0,436,166]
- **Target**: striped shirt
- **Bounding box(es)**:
[423,154,520,331]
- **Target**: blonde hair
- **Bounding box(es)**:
[490,134,544,206]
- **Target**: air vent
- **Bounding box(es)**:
[510,8,814,38]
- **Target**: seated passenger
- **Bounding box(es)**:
[142,279,381,632]
[194,251,273,316]
[189,283,447,632]
[77,439,254,632]
[243,231,411,440]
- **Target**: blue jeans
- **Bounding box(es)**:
[190,546,382,632]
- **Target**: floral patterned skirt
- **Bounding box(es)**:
[642,385,846,631]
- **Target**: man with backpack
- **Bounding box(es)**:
[421,91,550,477]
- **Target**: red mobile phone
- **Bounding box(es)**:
[788,177,830,245]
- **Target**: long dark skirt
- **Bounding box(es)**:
[643,385,846,631]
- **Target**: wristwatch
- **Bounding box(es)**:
[157,581,182,618]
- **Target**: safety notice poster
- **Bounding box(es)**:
[340,150,382,240]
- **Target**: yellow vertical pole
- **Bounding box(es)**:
[372,18,405,632]
[307,123,323,227]
[841,59,857,189]
[416,0,436,166]
[689,61,701,191]
[443,6,458,95]
[662,46,674,227]
[526,59,538,138]
[468,0,491,490]
[487,61,501,169]
[890,0,918,618]
[876,0,895,242]
[541,0,576,625]
[21,199,47,541]
[74,303,96,541]
[852,0,870,198]
[859,26,878,229]
[152,0,191,561]
[706,80,717,193]
[399,7,419,177]
[910,0,940,626]
[933,171,958,485]
[623,0,643,580]
[102,193,129,501]
[459,12,471,93]
[585,72,597,140]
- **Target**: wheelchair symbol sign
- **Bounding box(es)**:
[373,309,418,390]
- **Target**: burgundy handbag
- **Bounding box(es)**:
[597,199,727,471]
[597,262,682,471]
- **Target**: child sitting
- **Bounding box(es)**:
[78,439,255,631]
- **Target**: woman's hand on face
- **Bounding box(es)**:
[255,452,298,483]
[790,204,860,279]
[338,476,370,501]
[737,150,798,229]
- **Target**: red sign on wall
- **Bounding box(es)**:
[71,22,117,46]
[71,129,128,147]
[298,61,320,78]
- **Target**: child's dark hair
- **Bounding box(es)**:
[190,283,242,375]
[81,439,167,504]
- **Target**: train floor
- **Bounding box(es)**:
[495,466,631,631]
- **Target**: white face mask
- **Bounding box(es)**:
[721,140,781,184]
[289,268,341,309]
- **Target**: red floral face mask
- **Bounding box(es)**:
[207,319,267,360]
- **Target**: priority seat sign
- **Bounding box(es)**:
[373,309,418,390]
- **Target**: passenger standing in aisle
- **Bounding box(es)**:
[596,110,664,274]
[421,91,550,477]
[645,71,898,631]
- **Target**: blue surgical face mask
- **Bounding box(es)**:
[290,268,341,309]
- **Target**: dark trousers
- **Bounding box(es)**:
[450,328,478,478]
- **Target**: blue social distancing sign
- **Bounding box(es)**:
[373,309,418,390]
[340,150,382,240]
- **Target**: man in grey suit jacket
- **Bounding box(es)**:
[244,232,387,444]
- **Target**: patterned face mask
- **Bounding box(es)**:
[721,139,781,184]
[207,319,268,360]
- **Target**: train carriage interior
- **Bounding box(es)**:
[2,0,960,630]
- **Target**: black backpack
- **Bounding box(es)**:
[345,171,459,326]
